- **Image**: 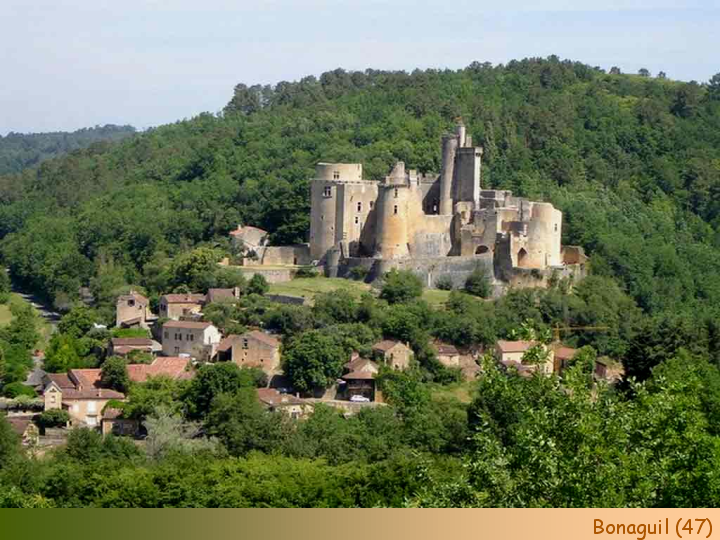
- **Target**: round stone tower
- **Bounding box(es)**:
[439,135,458,215]
[374,163,411,259]
[527,202,563,267]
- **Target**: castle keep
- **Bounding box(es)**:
[308,122,586,291]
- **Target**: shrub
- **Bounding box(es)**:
[248,274,269,296]
[380,270,423,304]
[1,382,36,399]
[37,409,70,429]
[435,275,454,291]
[348,266,369,281]
[464,266,492,298]
[294,267,319,279]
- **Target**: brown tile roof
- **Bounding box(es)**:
[217,335,239,353]
[344,357,378,373]
[7,417,32,436]
[161,293,206,304]
[435,342,459,356]
[111,338,154,347]
[46,373,74,389]
[372,340,403,352]
[257,388,304,407]
[163,320,214,330]
[554,346,578,361]
[496,340,537,354]
[69,369,103,389]
[243,330,280,348]
[126,357,193,383]
[342,370,376,380]
[230,225,268,237]
[102,408,124,420]
[118,291,149,304]
[62,388,125,400]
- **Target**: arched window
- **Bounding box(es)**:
[517,248,529,268]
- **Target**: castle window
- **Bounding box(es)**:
[243,339,248,349]
[355,217,359,224]
[394,188,398,198]
[393,205,398,215]
[357,202,362,212]
[323,186,332,197]
[333,171,340,180]
[554,224,558,232]
[369,201,374,209]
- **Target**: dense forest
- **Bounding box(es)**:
[0,125,136,176]
[3,56,720,507]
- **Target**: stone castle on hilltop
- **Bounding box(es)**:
[234,122,587,292]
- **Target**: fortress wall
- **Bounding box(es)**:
[374,254,495,290]
[412,215,453,258]
[260,245,311,266]
[237,267,295,284]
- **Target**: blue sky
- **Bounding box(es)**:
[1,0,718,134]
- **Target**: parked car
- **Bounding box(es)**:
[350,395,370,403]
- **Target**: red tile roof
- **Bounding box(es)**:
[7,417,33,436]
[554,346,577,361]
[163,320,214,330]
[111,338,153,347]
[118,292,149,304]
[62,388,125,400]
[434,342,459,356]
[69,369,103,389]
[46,373,74,389]
[161,293,206,304]
[257,388,304,407]
[496,340,536,353]
[127,357,193,383]
[243,330,280,348]
[372,340,403,352]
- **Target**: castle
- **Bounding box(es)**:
[235,122,587,292]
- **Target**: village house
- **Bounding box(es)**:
[595,358,625,384]
[371,340,412,371]
[42,357,193,430]
[216,330,281,374]
[434,341,461,368]
[6,416,40,446]
[553,345,578,374]
[108,337,161,358]
[495,340,555,375]
[159,293,206,320]
[341,356,380,401]
[162,320,222,360]
[115,291,154,328]
[204,287,241,305]
[257,388,311,419]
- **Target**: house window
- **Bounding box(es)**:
[357,202,362,212]
[323,186,332,197]
[128,299,135,307]
[87,401,97,413]
[189,334,194,341]
[393,205,398,215]
[178,333,183,341]
[243,339,249,349]
[164,331,169,339]
[174,346,180,354]
[333,171,340,180]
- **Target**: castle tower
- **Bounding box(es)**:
[439,134,458,215]
[374,162,411,259]
[527,202,563,267]
[309,163,363,261]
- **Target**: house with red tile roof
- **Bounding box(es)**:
[371,340,412,371]
[217,330,281,374]
[159,293,206,320]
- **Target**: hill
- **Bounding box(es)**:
[1,57,719,350]
[0,124,136,175]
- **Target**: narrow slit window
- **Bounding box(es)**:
[357,202,362,212]
[393,205,398,215]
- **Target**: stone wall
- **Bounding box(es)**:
[259,245,311,266]
[238,268,295,284]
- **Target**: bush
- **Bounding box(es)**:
[1,382,36,399]
[37,409,70,429]
[380,270,423,304]
[294,267,319,279]
[435,275,454,291]
[248,274,269,296]
[348,266,369,281]
[464,266,492,298]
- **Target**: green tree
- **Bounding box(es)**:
[282,330,347,393]
[247,274,269,296]
[0,414,20,468]
[184,362,257,419]
[380,270,423,304]
[101,356,131,393]
[464,266,492,298]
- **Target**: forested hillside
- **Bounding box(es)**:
[0,124,136,175]
[1,57,720,372]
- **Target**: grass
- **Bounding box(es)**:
[430,380,477,404]
[268,276,476,309]
[0,293,54,350]
[268,277,372,304]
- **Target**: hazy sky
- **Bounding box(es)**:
[1,0,718,134]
